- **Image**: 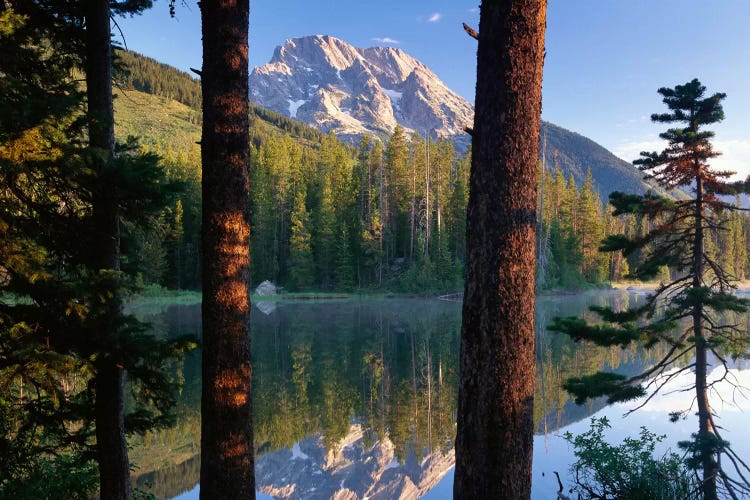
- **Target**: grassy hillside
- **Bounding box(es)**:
[114,89,200,153]
[115,49,327,149]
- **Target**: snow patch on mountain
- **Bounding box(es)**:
[287,99,306,118]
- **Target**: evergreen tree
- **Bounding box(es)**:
[385,126,409,261]
[333,223,355,291]
[353,136,373,285]
[249,141,277,284]
[447,151,469,266]
[370,139,386,285]
[164,199,185,289]
[719,196,747,280]
[563,174,578,232]
[577,168,607,282]
[1,5,196,498]
[547,218,583,288]
[551,80,750,499]
[313,178,336,289]
[287,188,314,291]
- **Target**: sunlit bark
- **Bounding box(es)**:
[199,0,255,498]
[454,1,547,498]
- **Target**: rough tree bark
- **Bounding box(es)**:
[85,0,130,498]
[199,0,255,498]
[454,1,546,498]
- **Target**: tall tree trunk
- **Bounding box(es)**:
[454,1,546,498]
[410,157,416,261]
[379,157,385,286]
[94,361,129,500]
[694,173,719,500]
[424,136,430,257]
[85,1,130,498]
[199,0,255,498]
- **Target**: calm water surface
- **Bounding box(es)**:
[128,291,750,499]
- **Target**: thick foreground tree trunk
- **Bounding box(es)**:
[199,1,255,498]
[85,1,130,498]
[454,1,546,498]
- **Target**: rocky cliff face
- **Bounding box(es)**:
[256,424,454,500]
[250,35,473,140]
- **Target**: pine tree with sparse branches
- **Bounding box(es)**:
[551,79,750,500]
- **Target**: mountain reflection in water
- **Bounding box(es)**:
[127,292,750,499]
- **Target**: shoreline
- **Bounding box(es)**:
[125,280,750,309]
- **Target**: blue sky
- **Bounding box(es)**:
[118,0,750,178]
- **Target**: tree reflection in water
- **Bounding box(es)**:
[128,292,746,499]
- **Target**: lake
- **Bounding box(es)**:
[128,291,750,499]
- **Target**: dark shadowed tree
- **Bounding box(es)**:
[83,1,131,496]
[1,3,193,498]
[454,1,547,498]
[199,0,255,498]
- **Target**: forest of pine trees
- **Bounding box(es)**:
[106,51,750,294]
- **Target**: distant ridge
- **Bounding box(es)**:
[541,121,659,199]
[117,47,662,199]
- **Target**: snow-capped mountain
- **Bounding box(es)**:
[249,35,473,140]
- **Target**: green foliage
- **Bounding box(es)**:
[678,432,730,472]
[562,372,646,404]
[0,452,98,499]
[549,316,641,348]
[538,162,622,289]
[115,48,202,110]
[398,256,438,293]
[333,224,355,291]
[0,3,197,491]
[564,417,698,500]
[0,8,83,142]
[546,218,584,288]
[132,487,160,500]
[287,188,314,291]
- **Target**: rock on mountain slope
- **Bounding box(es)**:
[250,35,473,141]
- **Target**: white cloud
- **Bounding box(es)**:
[427,12,442,23]
[713,139,750,180]
[612,137,750,181]
[612,139,666,164]
[468,7,479,14]
[371,37,400,44]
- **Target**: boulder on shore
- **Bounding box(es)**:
[255,280,278,296]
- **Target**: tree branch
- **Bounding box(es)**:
[462,22,479,40]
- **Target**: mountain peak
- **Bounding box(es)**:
[250,35,473,140]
